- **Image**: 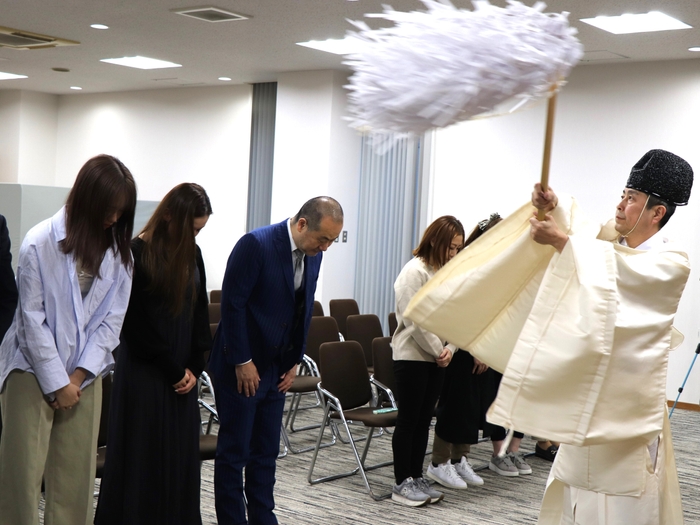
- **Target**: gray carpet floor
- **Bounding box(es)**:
[40,398,700,524]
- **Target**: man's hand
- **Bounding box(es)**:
[532,183,558,212]
[529,213,569,253]
[472,356,488,375]
[436,348,452,368]
[278,365,297,393]
[55,382,81,410]
[175,368,198,395]
[236,361,261,397]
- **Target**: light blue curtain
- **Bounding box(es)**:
[246,82,277,232]
[354,133,426,334]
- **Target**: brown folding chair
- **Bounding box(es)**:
[388,312,397,337]
[210,289,222,304]
[208,303,221,325]
[307,341,397,500]
[312,300,324,317]
[345,314,383,371]
[328,298,359,339]
[282,317,341,453]
[371,336,396,407]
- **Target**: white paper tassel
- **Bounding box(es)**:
[345,0,583,136]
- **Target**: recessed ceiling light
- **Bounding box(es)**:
[91,24,109,30]
[100,56,182,70]
[70,86,82,90]
[689,47,700,52]
[297,36,367,55]
[0,71,27,80]
[218,76,232,81]
[580,11,692,35]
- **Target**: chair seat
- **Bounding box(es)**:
[329,406,397,427]
[288,376,321,393]
[200,434,218,461]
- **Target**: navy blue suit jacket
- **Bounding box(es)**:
[209,220,322,378]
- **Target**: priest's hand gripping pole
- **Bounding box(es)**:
[537,85,559,221]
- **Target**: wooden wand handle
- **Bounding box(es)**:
[537,87,558,221]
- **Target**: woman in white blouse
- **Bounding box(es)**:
[0,154,136,525]
[390,215,464,507]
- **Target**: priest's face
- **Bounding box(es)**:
[615,188,649,236]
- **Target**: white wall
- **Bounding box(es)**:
[273,70,361,310]
[431,58,700,403]
[0,91,22,183]
[18,91,58,186]
[54,85,253,290]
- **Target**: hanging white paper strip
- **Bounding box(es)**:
[345,0,583,136]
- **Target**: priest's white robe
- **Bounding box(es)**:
[404,197,689,524]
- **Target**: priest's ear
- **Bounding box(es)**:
[649,204,667,226]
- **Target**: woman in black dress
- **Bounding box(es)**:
[95,183,213,525]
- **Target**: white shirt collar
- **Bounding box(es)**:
[287,218,299,253]
[619,230,667,251]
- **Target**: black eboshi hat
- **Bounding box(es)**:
[626,149,693,206]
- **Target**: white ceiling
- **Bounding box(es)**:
[1,0,699,95]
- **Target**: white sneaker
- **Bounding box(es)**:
[426,461,468,490]
[454,456,484,486]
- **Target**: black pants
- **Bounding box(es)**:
[392,360,445,485]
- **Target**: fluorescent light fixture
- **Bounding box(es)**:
[0,71,27,80]
[70,86,82,90]
[218,76,232,81]
[689,47,700,52]
[580,11,691,35]
[100,56,182,70]
[91,24,109,29]
[297,36,367,55]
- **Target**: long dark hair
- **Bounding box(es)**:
[413,215,465,270]
[61,154,137,276]
[139,183,212,316]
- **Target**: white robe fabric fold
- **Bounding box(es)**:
[404,197,689,523]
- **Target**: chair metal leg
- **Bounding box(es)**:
[308,406,392,501]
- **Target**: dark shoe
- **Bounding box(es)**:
[535,444,558,462]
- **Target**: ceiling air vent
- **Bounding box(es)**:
[0,26,79,50]
[172,7,249,23]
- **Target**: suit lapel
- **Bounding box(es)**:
[274,221,295,297]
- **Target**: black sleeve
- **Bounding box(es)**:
[121,240,185,385]
[186,245,211,378]
[0,215,18,342]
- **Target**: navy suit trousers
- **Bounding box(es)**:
[214,363,285,525]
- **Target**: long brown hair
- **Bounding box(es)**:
[413,215,465,270]
[139,183,212,316]
[62,154,137,276]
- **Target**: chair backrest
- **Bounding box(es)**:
[210,323,218,338]
[312,300,324,317]
[319,341,372,410]
[210,289,222,304]
[371,336,395,395]
[345,314,383,368]
[388,312,397,337]
[305,316,340,368]
[329,299,359,338]
[208,303,221,324]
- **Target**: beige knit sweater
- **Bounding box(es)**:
[391,257,456,362]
